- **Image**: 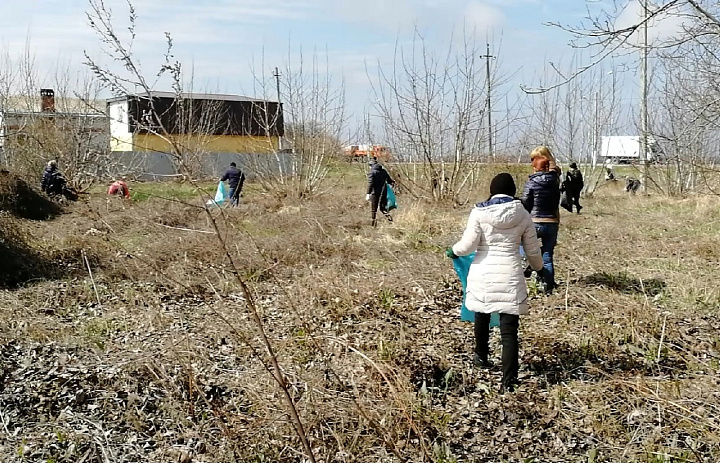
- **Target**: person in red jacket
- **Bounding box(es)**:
[108,178,130,199]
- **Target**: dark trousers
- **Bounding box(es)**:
[475,312,520,388]
[369,192,388,226]
[229,185,241,206]
[567,188,582,212]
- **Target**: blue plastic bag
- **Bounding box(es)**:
[216,181,228,203]
[452,253,499,327]
[206,181,229,207]
[385,185,397,211]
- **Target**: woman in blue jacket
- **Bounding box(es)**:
[520,150,561,293]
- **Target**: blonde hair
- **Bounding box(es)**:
[530,146,553,162]
[529,146,560,174]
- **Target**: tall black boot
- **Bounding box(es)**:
[499,314,520,392]
[474,313,492,367]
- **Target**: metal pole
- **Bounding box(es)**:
[641,0,649,192]
[594,91,599,167]
[483,43,495,159]
[273,66,283,151]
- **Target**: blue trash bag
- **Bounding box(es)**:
[206,181,229,207]
[452,253,500,327]
[385,184,397,211]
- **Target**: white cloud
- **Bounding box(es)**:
[325,0,421,32]
[0,0,583,120]
[614,0,688,47]
[464,2,506,34]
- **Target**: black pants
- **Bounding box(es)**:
[570,189,581,212]
[370,192,388,226]
[474,312,520,388]
[564,187,581,212]
[229,185,241,206]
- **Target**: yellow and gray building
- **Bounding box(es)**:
[107,91,283,155]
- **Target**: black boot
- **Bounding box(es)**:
[499,314,520,392]
[474,313,492,368]
[474,353,494,368]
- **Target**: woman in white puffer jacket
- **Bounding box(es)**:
[447,173,544,392]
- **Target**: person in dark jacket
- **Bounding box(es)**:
[366,158,394,226]
[220,162,246,206]
[41,160,78,201]
[521,154,561,294]
[625,176,641,194]
[563,162,584,213]
[41,160,66,196]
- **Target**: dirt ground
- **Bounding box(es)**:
[1,166,719,462]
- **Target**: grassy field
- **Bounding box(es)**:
[1,164,719,462]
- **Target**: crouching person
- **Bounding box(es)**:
[41,160,77,201]
[108,177,131,199]
[625,177,641,194]
[446,173,544,393]
[41,160,66,196]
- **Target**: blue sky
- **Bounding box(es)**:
[2,0,668,127]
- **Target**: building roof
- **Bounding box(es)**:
[1,95,105,114]
[106,91,275,104]
[1,111,107,118]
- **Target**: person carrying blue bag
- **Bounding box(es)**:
[365,157,395,226]
[446,173,546,393]
[220,162,246,207]
[452,252,497,325]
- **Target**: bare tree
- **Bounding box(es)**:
[83,1,239,180]
[370,30,490,203]
[0,44,109,190]
[246,50,347,198]
[518,58,624,194]
[83,1,318,460]
[647,47,720,195]
[542,0,720,195]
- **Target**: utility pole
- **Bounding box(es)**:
[594,91,599,167]
[641,0,649,193]
[273,66,283,151]
[481,43,495,159]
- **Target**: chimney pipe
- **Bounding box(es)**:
[40,89,55,113]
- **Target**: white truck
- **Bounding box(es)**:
[599,136,659,164]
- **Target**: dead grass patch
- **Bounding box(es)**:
[579,271,667,296]
[0,169,63,220]
[2,167,720,461]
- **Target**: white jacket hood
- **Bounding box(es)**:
[451,196,544,316]
[474,200,528,230]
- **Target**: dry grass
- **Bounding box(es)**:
[1,165,719,462]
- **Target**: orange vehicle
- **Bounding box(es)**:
[343,144,391,162]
